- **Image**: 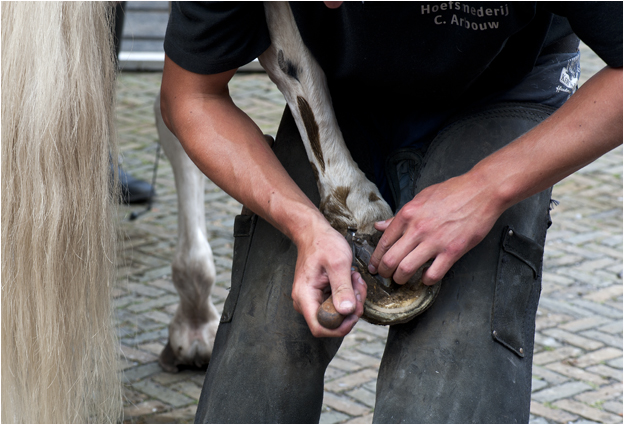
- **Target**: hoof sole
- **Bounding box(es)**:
[351,232,441,326]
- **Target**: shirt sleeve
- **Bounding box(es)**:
[164,1,271,75]
[545,2,622,67]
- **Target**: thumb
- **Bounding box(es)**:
[327,268,356,316]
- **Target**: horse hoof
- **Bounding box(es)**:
[158,341,181,373]
[350,232,441,326]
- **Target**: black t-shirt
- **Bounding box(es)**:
[164,2,622,201]
[165,2,621,96]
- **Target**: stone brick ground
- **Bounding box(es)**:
[114,42,622,424]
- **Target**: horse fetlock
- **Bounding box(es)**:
[320,179,392,236]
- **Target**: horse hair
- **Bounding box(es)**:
[2,2,122,422]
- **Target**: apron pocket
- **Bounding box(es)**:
[221,213,257,323]
[491,225,543,357]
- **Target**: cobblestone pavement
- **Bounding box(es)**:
[115,43,622,424]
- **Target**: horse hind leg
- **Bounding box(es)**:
[154,93,220,372]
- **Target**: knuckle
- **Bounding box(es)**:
[426,267,445,283]
[379,255,397,272]
[397,262,414,278]
[327,255,349,271]
[445,242,465,258]
[399,204,418,221]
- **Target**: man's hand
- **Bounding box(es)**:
[368,173,503,286]
[292,219,367,337]
[369,66,622,287]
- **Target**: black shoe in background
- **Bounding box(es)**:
[115,163,155,204]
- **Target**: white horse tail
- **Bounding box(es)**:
[2,2,122,422]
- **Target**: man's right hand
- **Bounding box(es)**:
[291,218,367,337]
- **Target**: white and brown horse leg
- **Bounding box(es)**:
[154,93,220,372]
[259,2,393,235]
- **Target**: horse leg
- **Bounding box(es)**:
[258,2,394,237]
[154,92,220,372]
[258,2,440,326]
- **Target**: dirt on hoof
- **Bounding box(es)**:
[351,232,441,326]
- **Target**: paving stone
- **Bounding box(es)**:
[122,362,162,384]
[119,357,138,371]
[113,37,621,424]
[559,316,612,332]
[535,312,575,331]
[579,330,623,348]
[138,341,166,356]
[585,365,622,382]
[151,370,197,386]
[356,342,387,357]
[149,278,176,293]
[319,409,350,424]
[127,282,166,297]
[344,412,374,424]
[538,298,595,318]
[542,328,605,351]
[127,294,180,313]
[120,344,159,364]
[122,327,168,346]
[530,400,579,424]
[347,387,376,408]
[132,380,194,408]
[323,392,370,417]
[123,400,168,418]
[533,346,583,366]
[534,332,563,349]
[554,399,623,424]
[572,348,623,368]
[529,414,549,424]
[574,383,623,404]
[146,405,197,424]
[325,369,379,393]
[545,362,609,386]
[138,266,175,282]
[170,380,203,400]
[329,356,364,373]
[606,357,623,369]
[583,285,623,303]
[532,381,593,403]
[570,299,623,319]
[335,350,382,370]
[601,400,623,416]
[143,310,175,324]
[124,387,150,406]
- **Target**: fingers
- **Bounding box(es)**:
[373,217,393,232]
[301,271,366,338]
[351,269,367,317]
[421,254,454,286]
[390,245,434,285]
[326,257,358,317]
[368,217,402,275]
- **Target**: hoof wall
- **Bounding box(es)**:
[351,232,441,326]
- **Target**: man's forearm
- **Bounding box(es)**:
[369,66,622,285]
[160,58,327,247]
[469,66,623,215]
[160,57,364,337]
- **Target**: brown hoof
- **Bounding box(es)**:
[351,232,441,326]
[158,340,181,373]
